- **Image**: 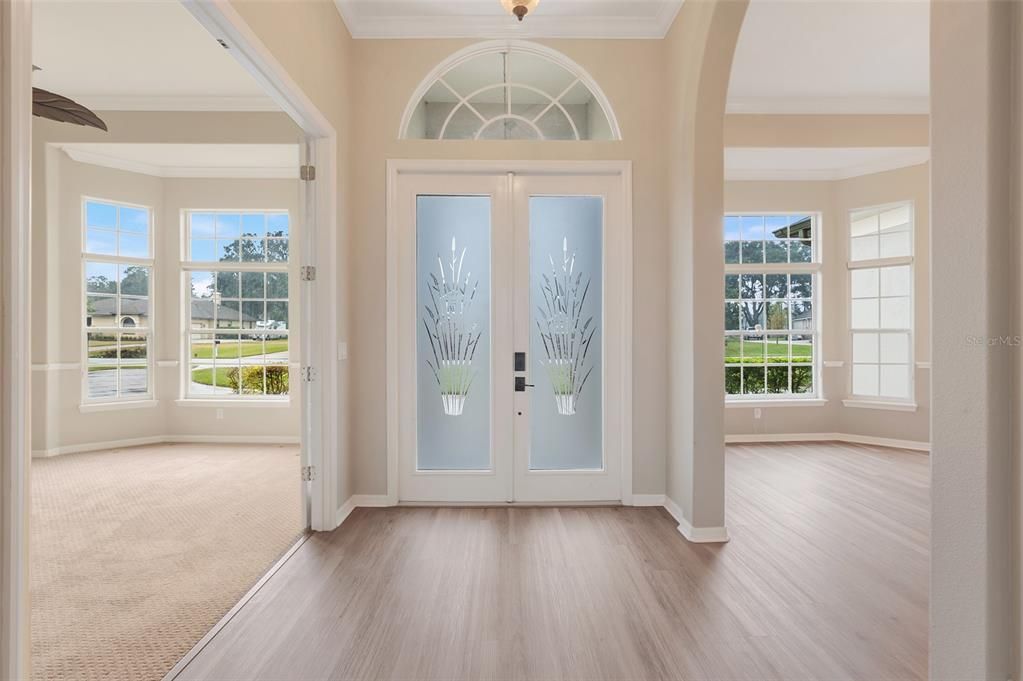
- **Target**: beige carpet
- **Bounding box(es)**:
[31,443,304,681]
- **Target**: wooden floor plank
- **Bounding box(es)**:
[176,443,929,681]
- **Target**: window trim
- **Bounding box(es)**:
[847,200,916,404]
[80,197,155,406]
[180,209,293,402]
[725,211,823,402]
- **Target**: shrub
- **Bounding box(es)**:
[225,365,289,395]
[725,367,741,394]
[90,346,146,359]
[743,368,765,394]
[791,366,813,393]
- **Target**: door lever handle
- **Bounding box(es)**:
[515,376,534,392]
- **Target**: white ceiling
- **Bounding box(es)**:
[728,0,930,114]
[32,1,276,111]
[724,147,930,181]
[31,0,929,115]
[334,0,684,39]
[59,144,300,178]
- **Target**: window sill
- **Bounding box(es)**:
[174,399,292,408]
[842,399,918,412]
[726,398,828,409]
[79,399,158,413]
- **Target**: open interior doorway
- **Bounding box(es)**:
[27,2,336,677]
[718,2,932,677]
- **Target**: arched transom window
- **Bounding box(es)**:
[401,41,621,142]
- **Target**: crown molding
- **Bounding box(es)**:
[60,147,298,180]
[725,147,930,182]
[72,95,279,112]
[726,96,930,115]
[333,0,684,39]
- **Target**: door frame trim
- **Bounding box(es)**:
[1,0,33,674]
[182,0,341,532]
[385,159,633,505]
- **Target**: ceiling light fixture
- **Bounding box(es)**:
[501,0,539,22]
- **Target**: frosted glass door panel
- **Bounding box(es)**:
[529,196,603,471]
[417,196,492,471]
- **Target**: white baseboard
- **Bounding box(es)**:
[663,496,730,544]
[333,494,393,529]
[631,494,666,507]
[349,494,393,507]
[335,497,357,527]
[32,434,300,458]
[33,435,167,458]
[725,431,930,452]
[332,492,732,546]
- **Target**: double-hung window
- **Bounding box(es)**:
[849,202,914,402]
[724,214,820,399]
[182,211,291,400]
[83,198,153,403]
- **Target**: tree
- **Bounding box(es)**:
[767,303,788,332]
[119,266,149,296]
[85,274,116,294]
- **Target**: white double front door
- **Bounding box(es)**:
[391,166,628,503]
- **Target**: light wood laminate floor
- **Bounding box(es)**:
[176,442,929,680]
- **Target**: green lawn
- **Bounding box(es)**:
[725,337,812,363]
[191,339,288,359]
[190,367,238,387]
[87,363,146,372]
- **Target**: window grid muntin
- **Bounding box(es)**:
[724,213,821,400]
[83,196,152,259]
[434,78,584,141]
[404,44,619,141]
[183,210,291,401]
[848,202,915,402]
[81,198,154,404]
[724,213,816,266]
[187,210,290,264]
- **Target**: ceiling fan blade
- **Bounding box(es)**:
[32,88,108,131]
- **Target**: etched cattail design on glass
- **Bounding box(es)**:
[537,237,596,416]
[424,237,482,416]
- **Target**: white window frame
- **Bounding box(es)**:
[847,201,916,405]
[399,41,622,142]
[724,212,823,402]
[180,209,292,402]
[80,196,155,406]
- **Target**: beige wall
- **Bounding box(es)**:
[31,144,302,454]
[230,1,927,526]
[664,0,748,529]
[29,111,304,454]
[230,0,356,502]
[724,163,931,444]
[30,112,303,351]
[346,37,670,496]
[930,1,1016,678]
[1016,6,1023,679]
[724,114,930,148]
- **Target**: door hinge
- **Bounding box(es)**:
[300,164,316,181]
[301,465,315,482]
[300,366,317,382]
[300,265,317,282]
